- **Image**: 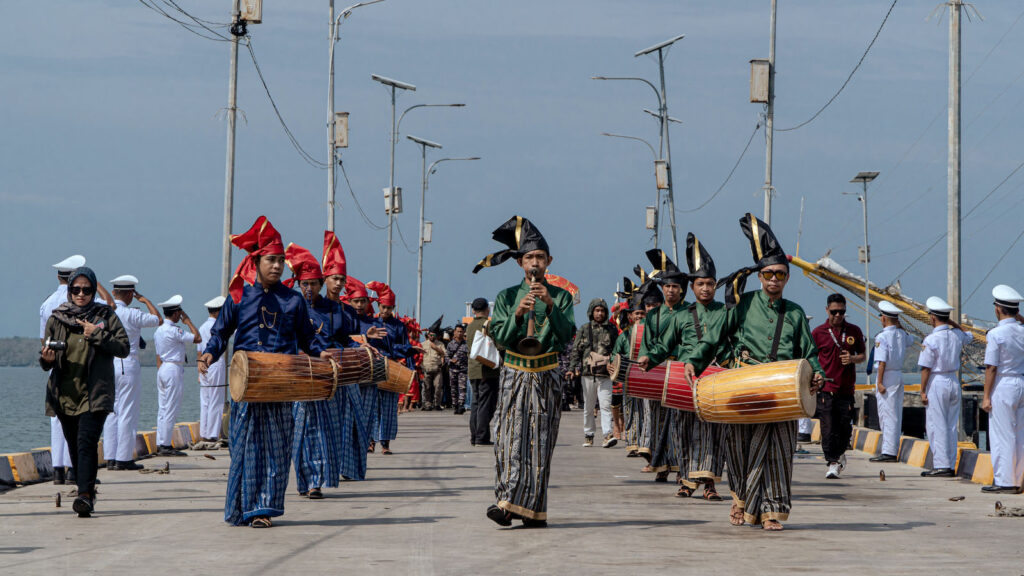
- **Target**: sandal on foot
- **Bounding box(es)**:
[762,520,784,531]
[486,505,512,527]
[382,447,393,455]
[367,442,375,454]
[251,517,273,528]
[729,505,745,526]
[703,487,723,501]
[308,488,323,500]
[676,485,694,498]
[641,465,654,473]
[655,471,669,483]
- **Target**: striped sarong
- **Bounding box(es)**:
[358,384,378,447]
[338,385,368,480]
[684,419,726,488]
[225,400,294,526]
[623,396,645,453]
[493,360,563,521]
[648,403,678,473]
[374,390,399,442]
[726,421,797,525]
[672,411,693,483]
[291,395,342,494]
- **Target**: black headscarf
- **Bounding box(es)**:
[52,267,103,329]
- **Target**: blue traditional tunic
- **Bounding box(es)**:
[352,311,382,455]
[318,298,369,481]
[291,295,359,494]
[204,282,324,525]
[374,316,411,442]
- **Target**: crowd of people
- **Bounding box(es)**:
[37,211,1024,531]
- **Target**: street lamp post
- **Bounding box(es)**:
[371,74,416,285]
[407,134,444,325]
[327,1,385,232]
[413,154,480,323]
[600,132,660,249]
[848,171,879,373]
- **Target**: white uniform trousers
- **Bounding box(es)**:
[156,363,185,447]
[104,356,143,461]
[990,375,1024,487]
[797,418,814,436]
[925,373,961,470]
[875,371,904,457]
[199,361,226,439]
[51,416,72,468]
[582,374,613,437]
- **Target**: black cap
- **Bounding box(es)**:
[471,297,489,312]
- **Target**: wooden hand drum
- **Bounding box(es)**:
[694,359,814,424]
[229,351,338,403]
[378,359,415,395]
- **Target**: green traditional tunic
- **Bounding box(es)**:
[639,301,688,474]
[490,279,575,521]
[682,289,823,524]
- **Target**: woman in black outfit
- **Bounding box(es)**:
[40,267,129,517]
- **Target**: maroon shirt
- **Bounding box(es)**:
[812,321,865,395]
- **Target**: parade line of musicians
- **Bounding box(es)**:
[39,213,1024,529]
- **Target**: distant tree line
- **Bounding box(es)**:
[0,337,197,367]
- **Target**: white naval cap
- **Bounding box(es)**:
[926,296,954,317]
[878,301,901,318]
[53,255,86,273]
[993,284,1023,308]
[158,294,184,311]
[204,296,226,309]
[110,275,139,290]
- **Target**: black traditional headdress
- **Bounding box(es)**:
[645,249,688,285]
[472,215,551,273]
[717,213,790,308]
[685,233,716,280]
[427,315,443,335]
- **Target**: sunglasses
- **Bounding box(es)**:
[829,309,847,316]
[70,286,95,296]
[760,270,789,281]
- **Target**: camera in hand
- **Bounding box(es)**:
[44,338,67,351]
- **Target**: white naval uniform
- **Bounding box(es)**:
[918,324,973,470]
[103,303,160,461]
[984,317,1024,487]
[154,319,194,447]
[39,285,72,468]
[197,317,226,440]
[874,325,911,457]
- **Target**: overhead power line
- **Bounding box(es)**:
[137,0,230,42]
[678,122,761,214]
[339,159,387,231]
[777,0,899,132]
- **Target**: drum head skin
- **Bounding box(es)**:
[229,350,249,403]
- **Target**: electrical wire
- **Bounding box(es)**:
[964,228,1024,305]
[677,122,761,214]
[394,221,418,254]
[338,159,387,231]
[777,0,898,132]
[137,0,230,42]
[161,0,231,28]
[245,39,329,169]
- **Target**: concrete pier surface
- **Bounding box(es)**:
[1,410,1020,576]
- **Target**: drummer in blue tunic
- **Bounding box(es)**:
[367,281,412,455]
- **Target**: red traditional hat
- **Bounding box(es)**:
[343,276,369,300]
[366,281,396,307]
[228,216,286,303]
[283,243,323,288]
[322,230,347,278]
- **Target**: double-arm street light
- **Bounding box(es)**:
[372,74,417,285]
[410,150,480,323]
[327,0,385,231]
[846,171,879,359]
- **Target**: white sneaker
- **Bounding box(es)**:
[825,463,841,479]
[838,454,847,473]
[582,436,594,447]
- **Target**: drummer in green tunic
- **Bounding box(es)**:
[474,215,575,528]
[639,233,730,500]
[637,249,690,482]
[681,214,824,531]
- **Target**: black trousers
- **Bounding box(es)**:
[817,392,854,464]
[470,377,499,444]
[56,410,109,496]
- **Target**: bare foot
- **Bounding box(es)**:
[762,519,784,531]
[729,504,745,526]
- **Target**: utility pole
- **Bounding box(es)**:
[371,74,416,285]
[221,0,243,296]
[763,0,777,225]
[948,0,963,321]
[407,135,443,325]
[327,0,336,232]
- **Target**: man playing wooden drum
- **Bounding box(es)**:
[682,214,824,531]
[474,215,575,528]
[198,216,330,529]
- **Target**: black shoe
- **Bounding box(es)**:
[106,461,117,471]
[116,460,144,471]
[486,505,512,527]
[797,433,812,443]
[66,468,76,483]
[982,485,1020,494]
[476,440,494,446]
[561,404,572,412]
[53,467,66,485]
[920,468,955,477]
[157,446,187,457]
[454,408,466,415]
[870,454,898,462]
[522,517,548,528]
[72,494,94,518]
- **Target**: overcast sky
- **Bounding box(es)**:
[4,0,1024,338]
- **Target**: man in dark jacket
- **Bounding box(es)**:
[446,324,469,414]
[466,298,501,445]
[569,298,619,447]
